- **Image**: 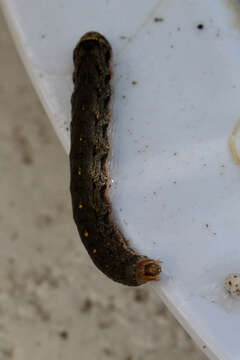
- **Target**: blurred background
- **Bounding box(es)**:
[0,9,207,360]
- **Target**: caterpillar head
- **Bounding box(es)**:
[137,259,162,283]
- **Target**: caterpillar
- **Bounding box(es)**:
[70,31,162,286]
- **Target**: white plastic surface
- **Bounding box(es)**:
[2,1,240,359]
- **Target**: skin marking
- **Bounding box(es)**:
[229,118,240,165]
[70,31,162,286]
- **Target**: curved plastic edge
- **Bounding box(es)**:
[153,283,225,360]
[0,0,69,153]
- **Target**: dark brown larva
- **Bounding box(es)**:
[70,31,162,286]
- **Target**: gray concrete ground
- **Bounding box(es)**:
[0,9,207,360]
